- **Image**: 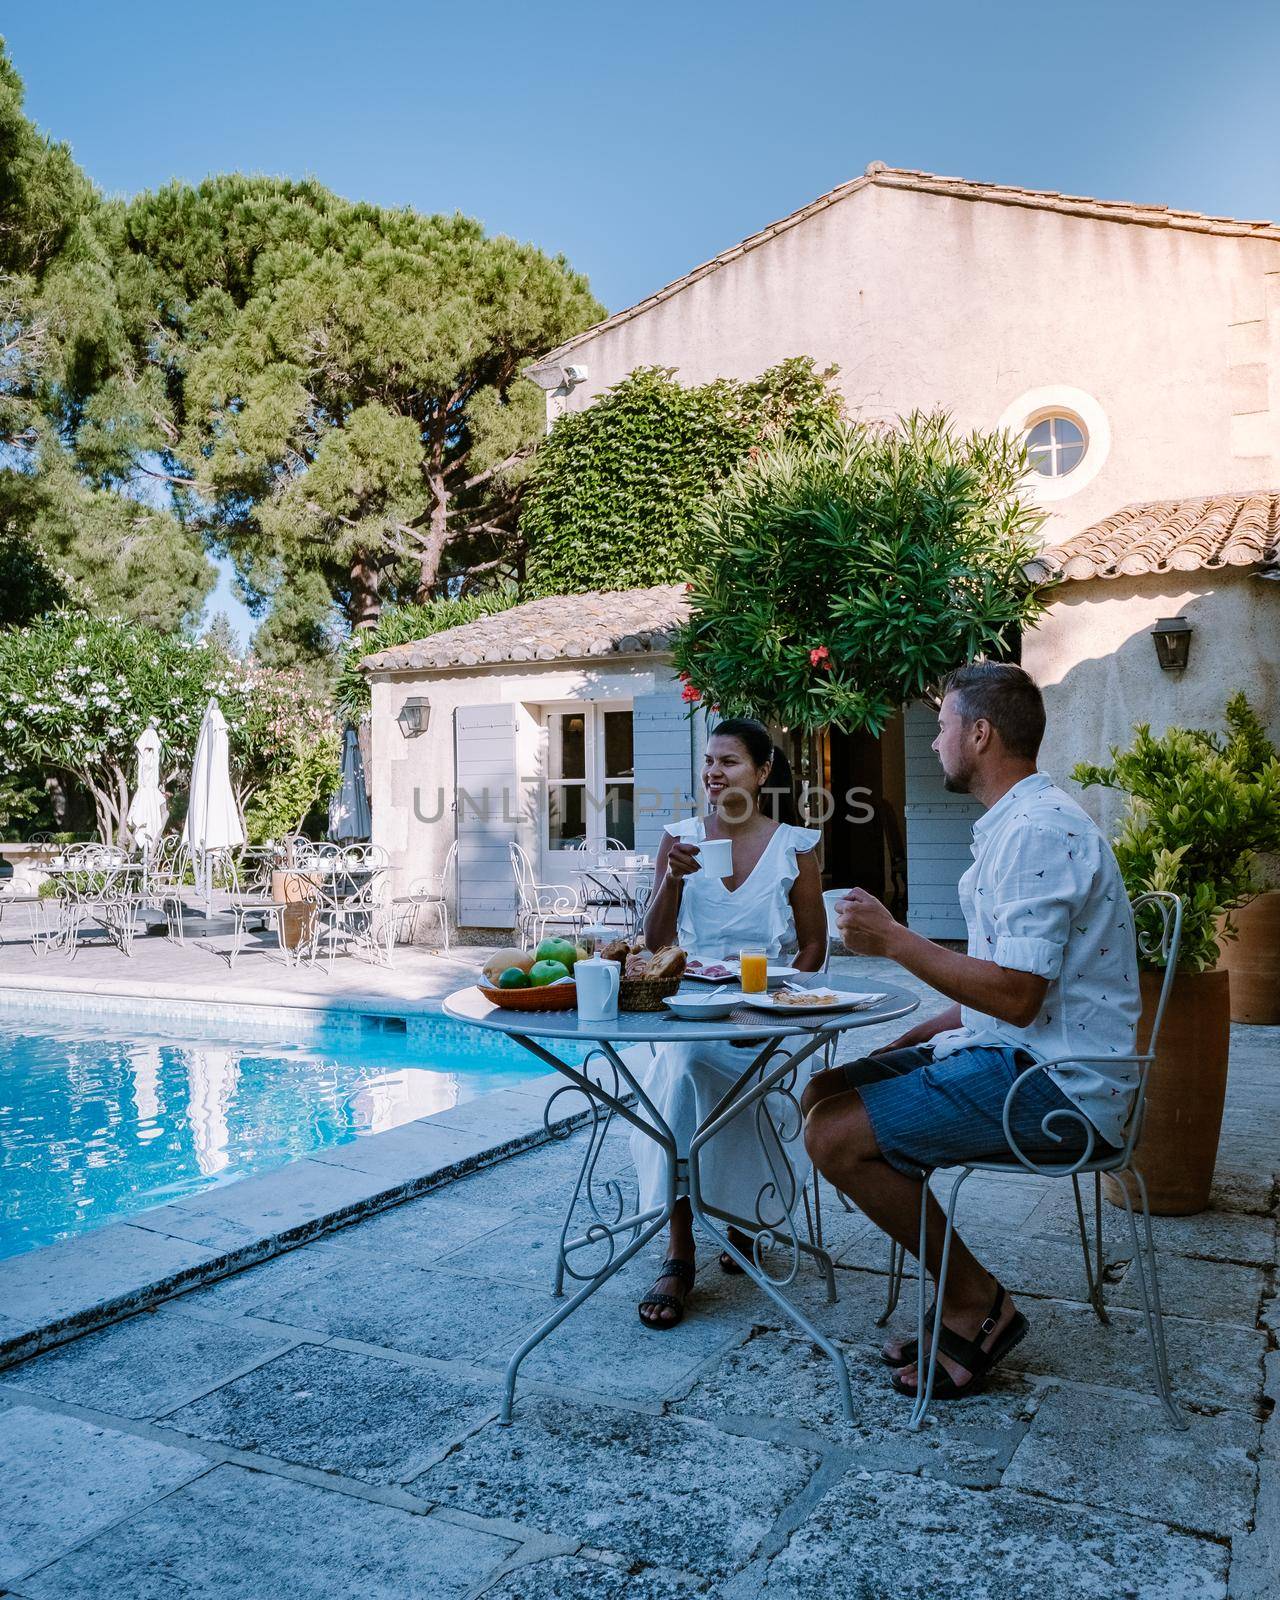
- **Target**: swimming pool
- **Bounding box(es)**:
[0,999,570,1261]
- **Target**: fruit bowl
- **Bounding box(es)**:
[477,982,577,1012]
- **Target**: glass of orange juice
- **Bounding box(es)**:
[740,949,768,994]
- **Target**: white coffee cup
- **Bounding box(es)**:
[575,957,620,1023]
[696,837,734,879]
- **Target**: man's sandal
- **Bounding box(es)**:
[878,1300,936,1369]
[890,1283,1028,1401]
[638,1259,695,1330]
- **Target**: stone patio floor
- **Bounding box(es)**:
[0,943,1276,1598]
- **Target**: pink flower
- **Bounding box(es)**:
[681,684,702,704]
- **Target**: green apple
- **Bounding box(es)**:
[529,958,571,986]
[535,936,579,971]
[498,967,531,989]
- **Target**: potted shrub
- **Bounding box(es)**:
[1074,695,1280,1214]
[1213,696,1280,1024]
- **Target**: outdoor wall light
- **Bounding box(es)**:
[396,697,432,738]
[1150,616,1193,672]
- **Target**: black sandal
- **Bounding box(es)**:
[638,1258,696,1330]
[890,1284,1028,1401]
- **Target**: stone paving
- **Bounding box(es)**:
[0,957,1275,1597]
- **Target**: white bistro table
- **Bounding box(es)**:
[443,977,918,1423]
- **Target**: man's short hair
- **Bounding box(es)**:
[942,662,1046,760]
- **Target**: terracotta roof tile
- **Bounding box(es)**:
[533,163,1280,369]
[360,585,690,675]
[1027,493,1280,584]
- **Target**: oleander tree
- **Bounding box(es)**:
[0,613,337,844]
[672,411,1047,733]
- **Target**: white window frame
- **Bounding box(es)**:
[541,699,635,876]
[1025,413,1087,478]
[998,385,1111,504]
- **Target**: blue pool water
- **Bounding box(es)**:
[0,1002,573,1261]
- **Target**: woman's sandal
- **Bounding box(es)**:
[890,1283,1028,1401]
[638,1258,696,1330]
[718,1229,754,1275]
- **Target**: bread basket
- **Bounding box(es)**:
[618,975,683,1013]
[477,982,577,1012]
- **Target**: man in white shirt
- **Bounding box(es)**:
[802,663,1139,1402]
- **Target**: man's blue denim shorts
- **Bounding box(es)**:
[845,1044,1111,1177]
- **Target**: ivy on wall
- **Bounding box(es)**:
[520,358,844,597]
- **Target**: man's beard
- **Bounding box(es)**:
[941,761,974,795]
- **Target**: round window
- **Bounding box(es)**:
[1026,415,1086,478]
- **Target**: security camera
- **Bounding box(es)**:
[562,364,588,385]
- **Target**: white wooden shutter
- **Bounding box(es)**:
[903,700,980,940]
[454,703,519,927]
[632,689,696,859]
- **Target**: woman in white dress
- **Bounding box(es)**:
[634,718,827,1329]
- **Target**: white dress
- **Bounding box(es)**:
[629,816,821,1226]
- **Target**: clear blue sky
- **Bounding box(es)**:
[7,0,1278,638]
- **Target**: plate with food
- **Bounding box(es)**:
[684,959,800,988]
[740,987,889,1015]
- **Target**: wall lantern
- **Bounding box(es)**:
[396,696,432,738]
[1149,617,1193,673]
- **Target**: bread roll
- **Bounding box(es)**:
[644,946,687,980]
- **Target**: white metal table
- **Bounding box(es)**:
[443,978,918,1422]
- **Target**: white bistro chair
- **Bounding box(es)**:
[393,839,458,952]
[509,842,584,947]
[886,890,1186,1430]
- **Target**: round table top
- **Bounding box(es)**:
[443,976,919,1044]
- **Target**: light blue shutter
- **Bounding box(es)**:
[632,689,696,858]
[454,703,519,927]
[903,700,980,940]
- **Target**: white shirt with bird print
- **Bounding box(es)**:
[928,771,1142,1149]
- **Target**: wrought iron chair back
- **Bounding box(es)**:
[508,841,583,946]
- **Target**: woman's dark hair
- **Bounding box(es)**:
[709,717,799,826]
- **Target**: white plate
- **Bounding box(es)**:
[684,962,799,987]
[739,989,889,1015]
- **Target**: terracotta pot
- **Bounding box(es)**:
[1104,966,1231,1217]
[1219,890,1280,1025]
[271,868,318,950]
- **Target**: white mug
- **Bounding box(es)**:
[696,837,734,879]
[575,957,621,1023]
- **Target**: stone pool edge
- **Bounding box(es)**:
[0,1067,590,1370]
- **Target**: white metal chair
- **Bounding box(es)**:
[303,866,394,970]
[887,891,1186,1430]
[37,847,143,958]
[393,839,458,951]
[509,842,584,946]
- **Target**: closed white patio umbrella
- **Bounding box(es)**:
[184,699,245,897]
[327,723,371,843]
[126,724,168,854]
